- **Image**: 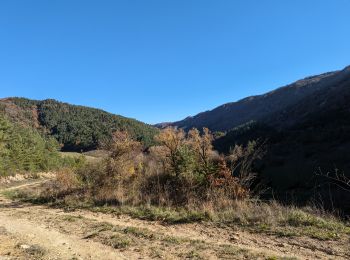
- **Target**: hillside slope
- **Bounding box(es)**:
[213,66,350,211]
[0,98,158,151]
[158,65,350,211]
[170,66,350,132]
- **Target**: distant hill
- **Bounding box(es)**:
[214,65,350,153]
[168,67,350,132]
[0,98,158,151]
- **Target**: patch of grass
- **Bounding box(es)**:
[2,189,54,205]
[108,234,132,249]
[0,227,8,235]
[279,209,349,240]
[6,186,350,242]
[82,231,100,239]
[93,222,114,232]
[302,226,341,241]
[61,215,83,222]
[217,244,249,257]
[274,229,298,238]
[17,244,46,258]
[161,235,185,244]
[206,202,350,241]
[123,206,208,224]
[284,210,345,230]
[122,226,155,240]
[266,257,298,260]
[253,218,346,241]
[217,245,297,260]
[88,205,208,224]
[1,189,18,199]
[59,152,99,163]
[149,247,163,258]
[176,249,203,259]
[26,245,46,257]
[83,222,114,239]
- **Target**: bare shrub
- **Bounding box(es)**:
[51,128,264,210]
[47,168,81,199]
[56,168,80,191]
[68,131,145,205]
[208,157,249,205]
[316,168,350,193]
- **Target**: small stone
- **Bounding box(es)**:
[20,244,31,250]
[229,236,239,242]
[276,243,286,248]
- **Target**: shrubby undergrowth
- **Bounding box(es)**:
[45,127,263,209]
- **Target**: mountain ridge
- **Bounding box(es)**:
[164,67,350,132]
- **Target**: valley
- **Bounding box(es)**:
[1,2,350,259]
[1,66,350,259]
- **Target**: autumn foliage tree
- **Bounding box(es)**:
[187,127,214,173]
[154,127,186,176]
[75,130,145,204]
[102,130,143,182]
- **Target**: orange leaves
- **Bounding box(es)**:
[155,127,185,153]
[208,157,250,200]
[187,127,214,167]
[108,131,142,160]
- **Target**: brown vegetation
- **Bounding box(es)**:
[45,127,263,211]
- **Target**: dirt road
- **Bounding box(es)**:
[0,180,349,259]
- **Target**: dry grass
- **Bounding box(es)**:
[207,201,350,240]
[5,185,349,242]
[59,152,100,163]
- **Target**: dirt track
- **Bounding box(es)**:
[0,180,349,259]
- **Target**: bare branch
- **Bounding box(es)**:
[316,168,350,193]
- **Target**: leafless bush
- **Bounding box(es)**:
[227,140,265,196]
[316,168,350,193]
[50,128,265,210]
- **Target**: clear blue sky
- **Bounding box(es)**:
[1,0,350,124]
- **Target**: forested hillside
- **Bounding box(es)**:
[0,98,158,151]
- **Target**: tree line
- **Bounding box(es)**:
[0,116,82,176]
